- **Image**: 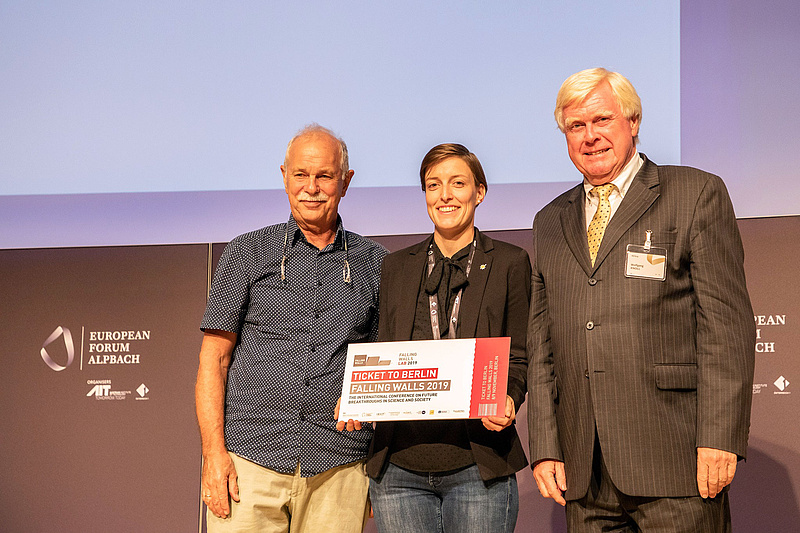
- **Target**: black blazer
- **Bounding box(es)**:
[527,156,755,499]
[366,229,531,482]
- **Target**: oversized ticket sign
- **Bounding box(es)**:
[338,337,510,422]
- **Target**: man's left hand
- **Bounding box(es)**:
[481,395,516,432]
[697,447,737,498]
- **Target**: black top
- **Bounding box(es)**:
[389,241,474,472]
[367,230,532,482]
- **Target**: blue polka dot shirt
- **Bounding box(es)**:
[201,215,387,476]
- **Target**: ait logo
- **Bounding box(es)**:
[87,383,111,397]
[774,376,791,392]
[136,384,150,398]
[40,326,75,371]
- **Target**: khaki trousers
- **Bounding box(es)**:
[207,453,369,533]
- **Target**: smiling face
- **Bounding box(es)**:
[424,157,485,249]
[281,132,353,239]
[562,82,640,185]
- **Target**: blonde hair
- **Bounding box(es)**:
[554,68,642,144]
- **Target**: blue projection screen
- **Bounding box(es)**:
[13,1,799,246]
[0,1,686,247]
[1,1,680,194]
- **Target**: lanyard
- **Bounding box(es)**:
[427,239,476,340]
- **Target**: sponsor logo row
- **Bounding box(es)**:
[86,380,150,400]
[753,376,792,395]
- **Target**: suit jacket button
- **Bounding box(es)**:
[584,369,590,378]
[588,278,597,286]
[586,321,594,330]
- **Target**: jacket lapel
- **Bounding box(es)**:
[395,236,431,340]
[591,156,660,272]
[560,184,594,276]
[458,230,493,338]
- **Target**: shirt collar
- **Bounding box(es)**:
[287,214,346,250]
[583,151,643,199]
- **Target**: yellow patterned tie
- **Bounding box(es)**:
[587,183,616,266]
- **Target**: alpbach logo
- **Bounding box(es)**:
[40,326,75,371]
[39,325,153,402]
[39,326,152,371]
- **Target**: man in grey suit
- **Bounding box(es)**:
[527,68,755,531]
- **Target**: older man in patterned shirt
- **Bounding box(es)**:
[195,124,387,532]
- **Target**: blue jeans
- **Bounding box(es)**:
[369,463,518,533]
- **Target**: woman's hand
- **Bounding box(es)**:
[481,395,516,431]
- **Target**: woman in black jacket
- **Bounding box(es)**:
[342,143,531,533]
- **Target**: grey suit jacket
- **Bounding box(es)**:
[367,230,531,482]
[527,156,755,499]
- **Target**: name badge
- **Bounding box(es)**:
[624,230,666,281]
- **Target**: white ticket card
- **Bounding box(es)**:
[338,337,510,422]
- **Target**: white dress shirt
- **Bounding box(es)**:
[583,152,644,231]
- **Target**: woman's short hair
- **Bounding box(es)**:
[419,143,488,192]
[554,68,642,143]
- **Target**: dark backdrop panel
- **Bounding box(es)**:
[7,216,795,532]
[732,216,800,530]
[0,244,209,532]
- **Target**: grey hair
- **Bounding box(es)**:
[284,123,350,177]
